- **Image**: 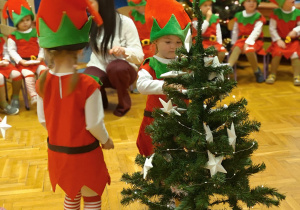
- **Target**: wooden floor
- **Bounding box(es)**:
[0,62,300,210]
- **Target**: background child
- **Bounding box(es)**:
[3,0,47,105]
[267,0,300,85]
[228,0,265,83]
[191,0,227,62]
[36,0,114,209]
[0,33,21,115]
[136,0,190,156]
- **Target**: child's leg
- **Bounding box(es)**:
[81,186,102,210]
[291,58,300,86]
[10,70,22,108]
[217,51,226,63]
[22,69,37,104]
[64,192,81,210]
[228,47,242,67]
[0,73,19,115]
[36,65,47,78]
[245,52,264,83]
[266,56,281,84]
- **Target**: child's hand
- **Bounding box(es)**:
[287,30,297,39]
[19,59,30,66]
[277,39,286,49]
[37,57,44,62]
[102,137,114,150]
[206,9,212,21]
[243,43,249,52]
[0,59,9,67]
[109,46,126,57]
[164,83,184,92]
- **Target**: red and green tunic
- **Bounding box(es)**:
[136,57,168,156]
[8,28,46,73]
[36,73,110,200]
[233,11,266,54]
[129,9,154,59]
[192,14,226,52]
[0,35,18,79]
[267,8,300,58]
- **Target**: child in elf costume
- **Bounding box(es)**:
[136,0,190,156]
[0,33,22,115]
[36,0,114,209]
[266,0,300,85]
[191,0,227,63]
[128,0,154,59]
[3,0,47,105]
[228,0,265,83]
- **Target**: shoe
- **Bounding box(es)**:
[254,68,265,83]
[10,98,20,109]
[294,75,300,86]
[130,88,140,94]
[266,74,276,84]
[31,95,37,105]
[1,105,19,115]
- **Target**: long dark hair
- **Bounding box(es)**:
[90,0,121,55]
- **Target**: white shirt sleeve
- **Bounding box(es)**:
[137,69,164,95]
[7,38,23,64]
[216,23,222,45]
[2,43,11,61]
[245,21,263,45]
[37,39,44,59]
[122,17,144,65]
[231,21,239,44]
[85,89,109,144]
[202,20,209,34]
[37,95,46,129]
[293,21,300,36]
[269,18,281,42]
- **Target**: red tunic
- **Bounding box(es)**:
[0,37,17,78]
[136,61,166,156]
[233,14,266,55]
[37,73,110,200]
[8,33,46,73]
[267,10,300,59]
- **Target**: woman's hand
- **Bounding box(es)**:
[109,46,126,57]
[102,137,114,150]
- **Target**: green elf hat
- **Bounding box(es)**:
[36,0,103,49]
[2,0,34,27]
[269,0,285,8]
[190,0,216,6]
[128,0,147,6]
[239,0,261,5]
[146,0,191,43]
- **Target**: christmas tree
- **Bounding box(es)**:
[121,0,285,209]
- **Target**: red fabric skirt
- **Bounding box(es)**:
[16,61,47,73]
[267,40,300,59]
[136,115,154,157]
[0,63,18,78]
[203,40,227,52]
[233,39,265,55]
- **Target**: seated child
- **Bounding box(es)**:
[266,0,300,85]
[191,0,227,63]
[0,33,21,115]
[3,0,47,105]
[228,0,265,83]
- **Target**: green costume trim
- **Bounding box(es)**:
[239,0,261,5]
[0,34,3,38]
[273,8,300,22]
[128,0,146,6]
[38,14,92,48]
[131,9,145,24]
[199,0,215,6]
[144,57,170,79]
[203,14,218,26]
[85,74,103,86]
[11,28,37,41]
[235,11,261,25]
[150,14,191,43]
[12,6,34,26]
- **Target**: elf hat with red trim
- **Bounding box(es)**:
[269,0,285,8]
[36,0,103,49]
[2,0,34,27]
[128,0,147,6]
[145,0,191,43]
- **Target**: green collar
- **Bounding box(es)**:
[11,28,37,41]
[131,9,145,24]
[203,14,218,26]
[0,34,3,38]
[235,11,261,25]
[273,8,300,22]
[145,57,171,79]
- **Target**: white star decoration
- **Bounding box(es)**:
[227,122,237,151]
[184,29,192,52]
[160,70,188,78]
[205,150,227,177]
[159,98,181,116]
[0,116,12,139]
[203,123,213,143]
[143,153,155,179]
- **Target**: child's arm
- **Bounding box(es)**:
[37,39,45,61]
[245,21,263,46]
[286,21,300,39]
[7,37,24,65]
[37,95,46,128]
[0,43,10,67]
[231,21,239,45]
[216,23,222,45]
[85,89,114,149]
[137,69,165,95]
[269,18,286,48]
